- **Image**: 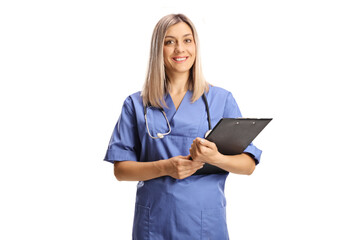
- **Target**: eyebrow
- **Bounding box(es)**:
[165,33,193,38]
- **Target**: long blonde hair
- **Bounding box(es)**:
[141,14,208,108]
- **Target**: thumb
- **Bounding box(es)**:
[198,138,212,147]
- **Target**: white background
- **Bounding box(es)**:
[1,0,359,239]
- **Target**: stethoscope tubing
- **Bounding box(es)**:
[202,94,212,130]
[144,93,211,139]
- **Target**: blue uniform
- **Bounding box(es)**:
[105,85,262,240]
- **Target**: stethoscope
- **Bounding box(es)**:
[144,94,212,139]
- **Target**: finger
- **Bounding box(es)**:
[179,165,204,179]
[196,140,205,154]
[189,149,195,160]
[197,138,208,146]
[192,160,204,167]
[177,170,194,179]
[190,142,196,152]
[197,163,205,169]
[189,143,198,157]
[187,160,204,168]
[193,138,204,148]
[193,138,204,151]
[179,161,203,172]
[174,158,195,167]
[190,144,200,159]
[198,138,217,150]
[176,155,192,161]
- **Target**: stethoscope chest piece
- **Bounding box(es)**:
[157,133,165,139]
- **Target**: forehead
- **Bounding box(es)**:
[165,22,193,37]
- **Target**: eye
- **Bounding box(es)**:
[165,40,175,45]
[185,39,192,43]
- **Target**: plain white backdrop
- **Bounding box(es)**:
[1,0,359,239]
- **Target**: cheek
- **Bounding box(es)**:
[189,46,196,58]
[189,47,196,62]
[163,49,169,59]
[190,44,196,54]
[163,50,172,67]
[163,46,173,57]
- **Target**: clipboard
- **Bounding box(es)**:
[193,118,272,175]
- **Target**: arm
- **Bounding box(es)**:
[189,138,256,175]
[114,155,204,181]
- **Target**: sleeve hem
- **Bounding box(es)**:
[243,144,262,165]
[104,149,138,164]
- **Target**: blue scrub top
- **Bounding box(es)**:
[105,85,262,240]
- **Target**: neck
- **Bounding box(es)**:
[167,71,190,95]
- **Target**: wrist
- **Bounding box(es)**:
[209,152,225,165]
[153,160,168,177]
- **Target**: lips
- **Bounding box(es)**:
[172,56,188,63]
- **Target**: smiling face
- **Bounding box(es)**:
[163,22,196,78]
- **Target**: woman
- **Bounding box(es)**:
[104,13,262,240]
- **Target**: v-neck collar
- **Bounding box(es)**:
[164,90,191,123]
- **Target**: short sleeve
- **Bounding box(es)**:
[223,92,262,165]
[104,97,140,164]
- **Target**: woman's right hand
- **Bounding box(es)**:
[113,155,204,181]
[165,155,204,179]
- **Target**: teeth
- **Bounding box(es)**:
[174,57,186,61]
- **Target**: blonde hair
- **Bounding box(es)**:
[141,13,209,108]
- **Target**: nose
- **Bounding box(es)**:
[175,42,185,53]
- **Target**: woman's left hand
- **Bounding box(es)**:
[190,137,256,175]
[189,137,221,164]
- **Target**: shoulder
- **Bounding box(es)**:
[207,85,241,117]
[121,91,143,114]
[207,85,234,100]
[123,91,142,106]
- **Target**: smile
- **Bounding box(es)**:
[172,57,188,63]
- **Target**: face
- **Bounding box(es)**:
[163,22,196,77]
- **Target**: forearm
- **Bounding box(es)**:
[114,160,168,181]
[210,153,256,175]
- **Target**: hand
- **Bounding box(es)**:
[166,155,204,179]
[189,138,221,164]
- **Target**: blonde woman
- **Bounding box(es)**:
[104,13,262,239]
